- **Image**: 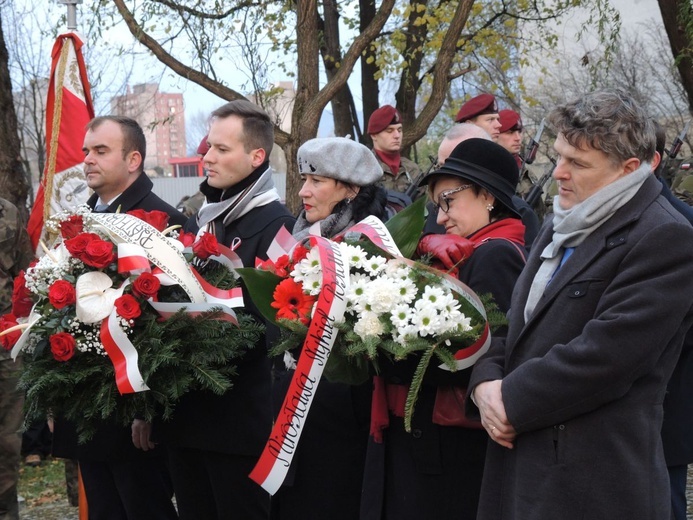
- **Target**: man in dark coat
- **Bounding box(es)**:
[468,90,693,520]
[52,115,184,519]
[157,100,294,520]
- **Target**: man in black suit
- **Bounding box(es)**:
[52,115,184,520]
[157,100,295,520]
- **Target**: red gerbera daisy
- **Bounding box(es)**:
[271,278,315,325]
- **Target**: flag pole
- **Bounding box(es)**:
[55,6,87,518]
[57,0,83,31]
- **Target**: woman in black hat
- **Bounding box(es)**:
[361,138,526,520]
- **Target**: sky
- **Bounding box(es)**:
[6,0,669,148]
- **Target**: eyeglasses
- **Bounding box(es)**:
[434,184,473,213]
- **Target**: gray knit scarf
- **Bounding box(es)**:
[523,162,651,321]
[292,204,355,242]
[196,166,280,230]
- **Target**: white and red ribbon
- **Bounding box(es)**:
[100,306,150,394]
[250,236,349,494]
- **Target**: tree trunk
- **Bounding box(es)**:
[0,12,29,217]
[321,0,357,138]
[396,0,428,159]
[360,0,380,147]
[658,0,693,114]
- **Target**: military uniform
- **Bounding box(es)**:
[374,152,421,194]
[0,198,33,520]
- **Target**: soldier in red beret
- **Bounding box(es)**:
[454,93,502,140]
[367,105,421,195]
[497,109,523,161]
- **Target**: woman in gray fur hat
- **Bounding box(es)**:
[271,137,387,520]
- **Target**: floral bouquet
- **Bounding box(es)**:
[242,199,502,494]
[0,206,262,442]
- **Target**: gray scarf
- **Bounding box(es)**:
[292,204,355,242]
[196,166,280,230]
[523,163,651,321]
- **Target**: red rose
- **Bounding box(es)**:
[49,332,76,361]
[115,294,142,320]
[178,231,196,248]
[64,233,102,257]
[127,209,170,232]
[82,238,115,269]
[60,215,84,239]
[192,232,221,260]
[48,280,76,309]
[0,314,21,351]
[132,272,161,299]
[12,271,33,318]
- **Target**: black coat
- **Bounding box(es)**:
[659,179,693,467]
[469,176,693,520]
[157,189,295,456]
[361,225,525,520]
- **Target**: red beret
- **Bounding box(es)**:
[367,105,402,135]
[454,93,498,123]
[196,135,210,155]
[499,110,523,133]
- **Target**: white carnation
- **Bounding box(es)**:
[353,311,384,340]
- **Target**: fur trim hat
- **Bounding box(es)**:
[197,135,210,155]
[367,105,402,135]
[297,137,383,186]
[419,138,521,218]
[499,110,523,133]
[454,94,498,123]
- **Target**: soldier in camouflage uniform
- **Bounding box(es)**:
[0,197,34,520]
[367,105,421,195]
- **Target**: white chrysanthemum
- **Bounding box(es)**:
[353,311,384,340]
[389,303,412,328]
[420,285,448,309]
[410,304,441,336]
[362,255,388,276]
[291,248,322,280]
[302,274,323,296]
[347,278,370,313]
[393,276,417,304]
[393,324,419,345]
[364,277,403,314]
[349,271,371,284]
[341,243,368,270]
[384,259,411,279]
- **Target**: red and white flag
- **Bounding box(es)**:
[27,31,94,252]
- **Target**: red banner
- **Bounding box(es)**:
[27,32,94,251]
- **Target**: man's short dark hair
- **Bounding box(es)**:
[86,116,147,170]
[211,100,274,156]
[547,89,655,166]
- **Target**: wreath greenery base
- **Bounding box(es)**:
[19,309,263,443]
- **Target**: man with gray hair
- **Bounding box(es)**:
[468,89,693,519]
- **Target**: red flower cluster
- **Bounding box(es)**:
[126,209,170,232]
[59,215,84,240]
[258,245,314,324]
[12,270,33,318]
[49,332,76,361]
[48,280,76,309]
[65,233,115,269]
[193,232,222,260]
[271,278,316,325]
[0,314,21,351]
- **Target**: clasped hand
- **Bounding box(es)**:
[473,380,517,449]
